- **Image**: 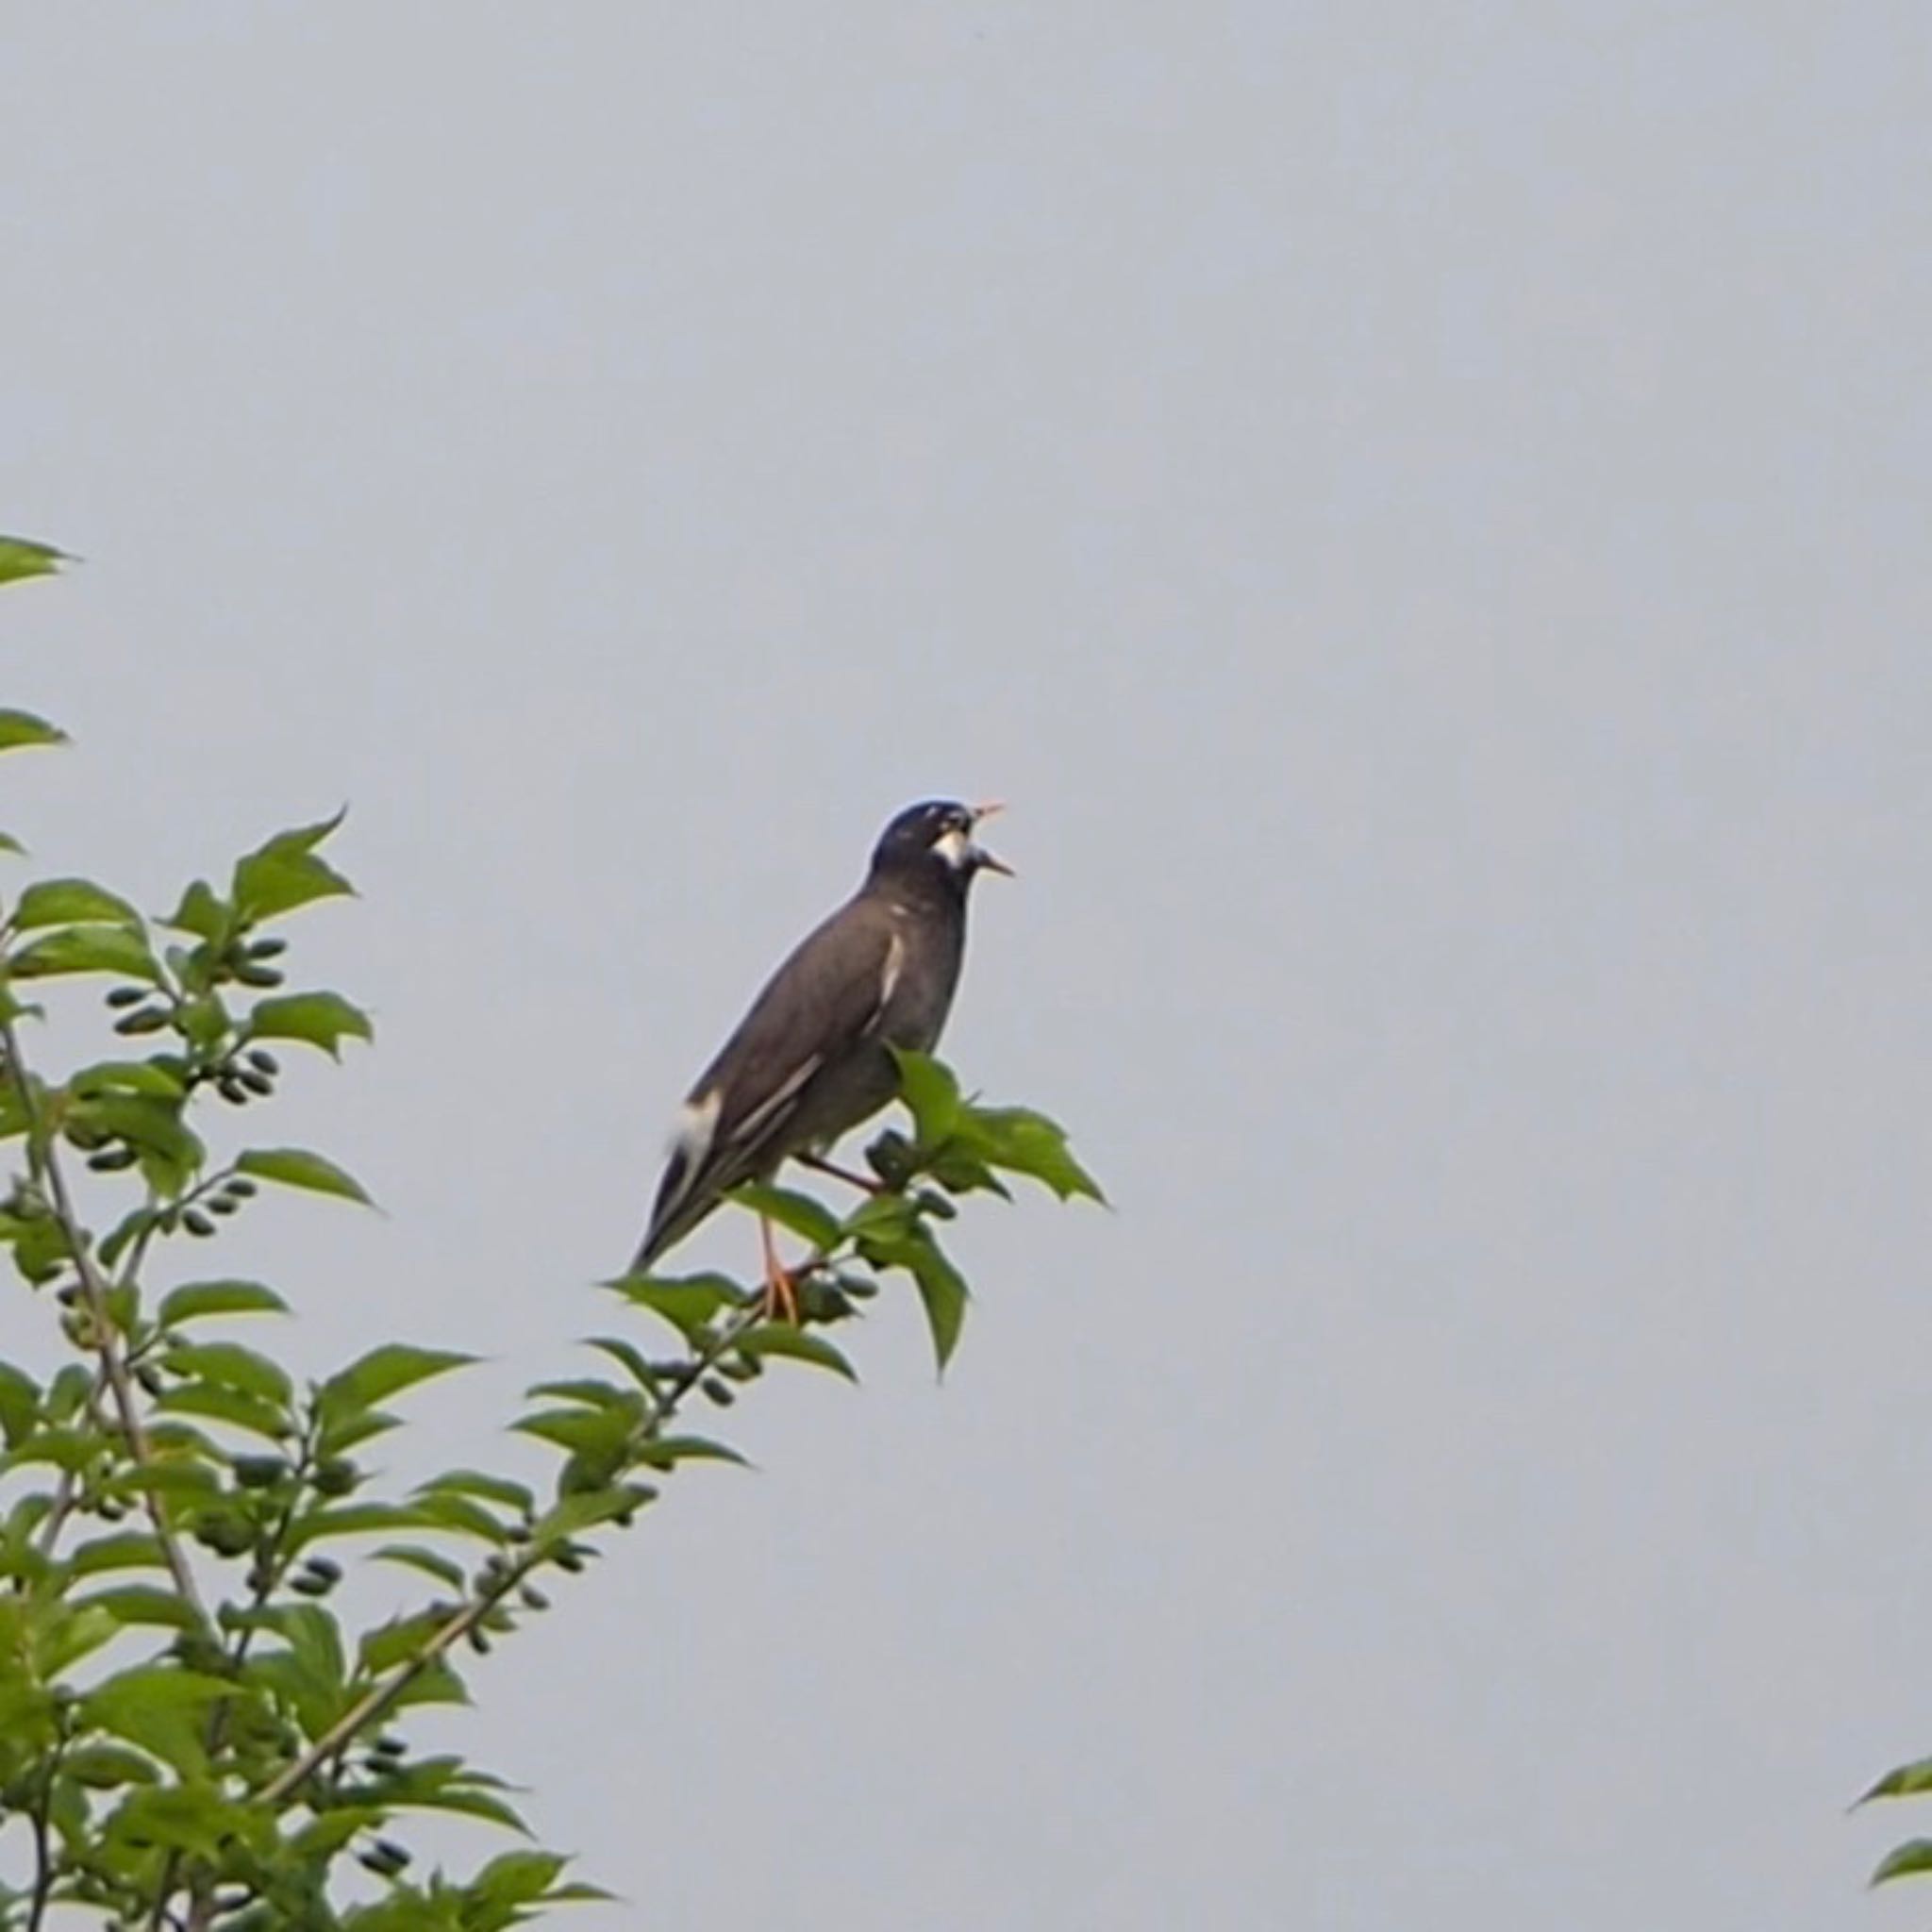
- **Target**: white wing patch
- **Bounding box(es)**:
[880,928,906,1010]
[733,1055,823,1143]
[668,1087,723,1167]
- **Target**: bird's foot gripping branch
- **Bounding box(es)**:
[614,1046,1104,1393]
[0,544,1101,1929]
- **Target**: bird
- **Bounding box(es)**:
[633,799,1011,1317]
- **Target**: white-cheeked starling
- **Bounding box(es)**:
[633,799,1010,1314]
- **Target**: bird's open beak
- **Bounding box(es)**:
[970,801,1015,877]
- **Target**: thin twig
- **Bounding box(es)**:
[150,1862,179,1932]
[793,1151,885,1195]
[25,1743,58,1932]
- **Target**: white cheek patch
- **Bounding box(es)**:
[669,1088,722,1166]
[932,827,972,869]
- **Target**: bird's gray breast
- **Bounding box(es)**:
[875,895,966,1051]
[790,894,965,1151]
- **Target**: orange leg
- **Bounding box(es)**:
[758,1215,799,1324]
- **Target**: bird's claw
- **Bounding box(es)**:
[760,1266,800,1324]
[758,1214,800,1324]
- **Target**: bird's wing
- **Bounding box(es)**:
[636,896,899,1265]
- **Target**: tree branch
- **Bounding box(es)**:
[260,1300,765,1807]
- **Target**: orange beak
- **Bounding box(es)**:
[970,801,1015,876]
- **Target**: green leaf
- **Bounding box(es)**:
[264,1601,347,1682]
[731,1181,841,1251]
[247,990,374,1058]
[737,1322,858,1383]
[958,1104,1106,1203]
[232,811,354,924]
[243,1603,348,1740]
[908,1236,969,1373]
[66,1531,168,1578]
[1,1210,74,1287]
[71,1094,204,1175]
[11,877,143,931]
[288,1503,441,1552]
[144,1419,225,1459]
[1858,1758,1932,1806]
[611,1271,745,1341]
[378,1757,529,1835]
[0,535,70,586]
[154,1381,291,1442]
[102,1457,222,1504]
[161,1341,291,1407]
[69,1058,187,1100]
[921,1142,1009,1199]
[83,1667,236,1774]
[406,1491,513,1545]
[0,831,25,857]
[289,1804,384,1858]
[0,988,43,1035]
[474,1850,570,1909]
[0,708,68,754]
[370,1542,468,1591]
[0,1362,38,1448]
[319,1343,475,1421]
[417,1469,534,1514]
[357,1607,453,1675]
[1872,1838,1932,1887]
[35,1601,120,1676]
[160,879,227,941]
[384,1655,469,1712]
[584,1334,661,1394]
[99,1206,157,1271]
[513,1407,634,1458]
[0,1428,103,1476]
[158,1278,290,1326]
[63,1743,161,1790]
[45,1362,94,1421]
[525,1376,639,1411]
[319,1407,403,1453]
[76,1585,201,1630]
[844,1191,920,1243]
[236,1144,374,1206]
[891,1047,963,1142]
[104,1782,258,1860]
[635,1434,750,1470]
[534,1485,656,1545]
[7,924,161,982]
[850,1198,970,1372]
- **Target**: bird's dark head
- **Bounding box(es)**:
[869,799,1013,893]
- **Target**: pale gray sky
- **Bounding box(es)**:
[6,6,1931,1927]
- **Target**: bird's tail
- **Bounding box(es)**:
[628,1143,713,1275]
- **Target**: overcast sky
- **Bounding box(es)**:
[5,6,1931,1927]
